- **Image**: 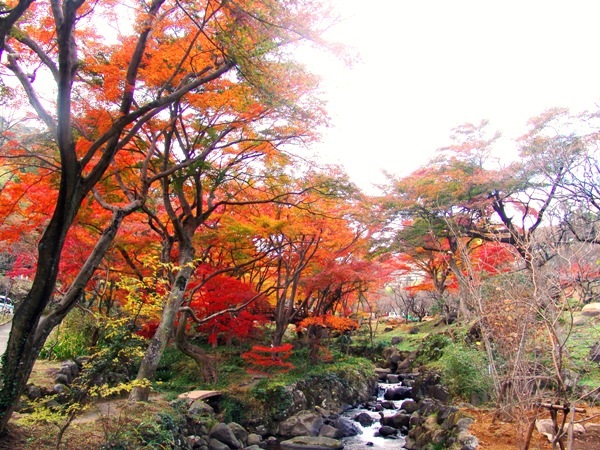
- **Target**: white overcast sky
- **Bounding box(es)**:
[305,0,600,192]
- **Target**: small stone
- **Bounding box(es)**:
[247,433,262,446]
[55,373,70,385]
[53,383,67,394]
[25,384,42,400]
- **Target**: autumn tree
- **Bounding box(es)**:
[0,0,333,429]
[230,169,378,347]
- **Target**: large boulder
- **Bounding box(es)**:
[208,422,242,449]
[279,410,324,438]
[381,411,410,429]
[330,416,361,437]
[581,303,600,317]
[208,438,230,450]
[536,419,585,441]
[279,436,343,450]
[318,424,340,439]
[353,412,374,427]
[227,422,248,446]
[383,386,412,401]
[411,372,449,402]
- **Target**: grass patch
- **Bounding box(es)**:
[565,315,600,390]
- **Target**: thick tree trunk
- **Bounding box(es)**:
[0,207,127,433]
[0,182,79,432]
[129,245,195,402]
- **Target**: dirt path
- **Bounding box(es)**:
[0,321,10,356]
[465,406,600,450]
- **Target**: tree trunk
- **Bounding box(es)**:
[129,245,195,402]
[448,254,472,321]
[0,183,79,432]
[174,312,216,383]
[0,206,129,433]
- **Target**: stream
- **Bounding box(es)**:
[339,381,410,449]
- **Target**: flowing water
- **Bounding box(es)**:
[339,381,410,449]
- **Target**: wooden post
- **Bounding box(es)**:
[537,403,585,450]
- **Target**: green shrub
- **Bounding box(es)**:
[439,343,492,401]
[219,395,248,424]
[415,333,452,365]
[40,309,96,360]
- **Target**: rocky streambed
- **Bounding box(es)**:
[169,349,479,450]
[20,348,479,449]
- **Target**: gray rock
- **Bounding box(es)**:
[573,314,587,326]
[279,436,343,450]
[209,423,242,449]
[396,352,417,372]
[381,412,410,429]
[378,425,397,437]
[74,355,90,368]
[374,368,391,381]
[582,302,600,316]
[409,411,422,427]
[255,425,268,437]
[417,398,440,415]
[279,410,324,438]
[403,436,417,450]
[562,369,580,389]
[189,399,215,415]
[61,360,79,378]
[383,386,412,401]
[456,417,475,431]
[437,406,458,425]
[55,373,70,385]
[186,435,207,448]
[58,367,73,383]
[318,424,340,439]
[25,384,42,400]
[247,433,262,446]
[457,430,479,448]
[331,416,361,437]
[53,383,67,394]
[265,436,278,446]
[354,412,374,427]
[44,399,61,410]
[386,374,400,384]
[536,419,585,440]
[590,342,600,362]
[228,422,248,446]
[380,400,396,409]
[401,399,419,414]
[427,384,449,403]
[208,437,230,450]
